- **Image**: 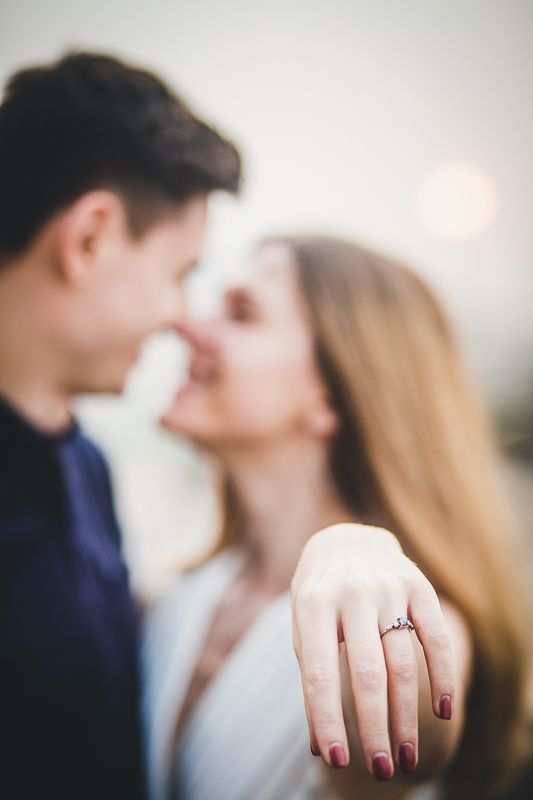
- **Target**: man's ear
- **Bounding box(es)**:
[55,190,128,286]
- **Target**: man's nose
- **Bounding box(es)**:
[172,318,214,351]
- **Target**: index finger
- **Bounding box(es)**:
[292,589,348,769]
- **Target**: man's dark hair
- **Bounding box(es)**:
[0,51,242,263]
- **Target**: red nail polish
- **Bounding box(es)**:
[310,743,319,757]
[329,743,347,769]
[399,742,416,773]
[440,695,452,720]
[372,752,392,781]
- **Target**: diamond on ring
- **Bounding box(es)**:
[380,617,415,638]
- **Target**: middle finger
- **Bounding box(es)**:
[342,610,392,781]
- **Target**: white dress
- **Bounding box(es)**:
[142,550,440,800]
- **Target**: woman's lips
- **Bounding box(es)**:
[188,355,218,385]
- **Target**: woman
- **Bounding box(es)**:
[143,237,529,800]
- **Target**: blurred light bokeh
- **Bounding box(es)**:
[1,0,532,595]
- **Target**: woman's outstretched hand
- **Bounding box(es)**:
[291,523,454,781]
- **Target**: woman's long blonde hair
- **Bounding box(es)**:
[215,236,530,795]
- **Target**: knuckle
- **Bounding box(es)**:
[427,630,451,653]
[389,653,418,683]
[412,578,439,606]
[294,586,334,617]
[292,589,312,617]
[312,709,339,733]
[290,572,304,597]
[353,662,385,691]
[339,578,366,604]
[305,665,334,692]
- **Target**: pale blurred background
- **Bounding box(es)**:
[1,0,532,598]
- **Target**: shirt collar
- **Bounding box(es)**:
[0,393,78,453]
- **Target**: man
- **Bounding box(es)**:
[0,52,453,799]
[0,52,240,800]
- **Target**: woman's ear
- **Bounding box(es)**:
[301,404,340,439]
[54,190,126,286]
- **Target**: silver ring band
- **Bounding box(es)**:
[380,616,414,638]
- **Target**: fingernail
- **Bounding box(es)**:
[372,752,392,781]
[310,743,319,757]
[399,742,416,774]
[329,742,347,769]
[439,695,452,720]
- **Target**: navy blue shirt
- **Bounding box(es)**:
[0,397,146,800]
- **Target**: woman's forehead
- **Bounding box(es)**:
[228,245,311,331]
[237,243,298,293]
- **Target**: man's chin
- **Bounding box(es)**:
[75,384,125,398]
[89,353,142,396]
[73,370,130,397]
